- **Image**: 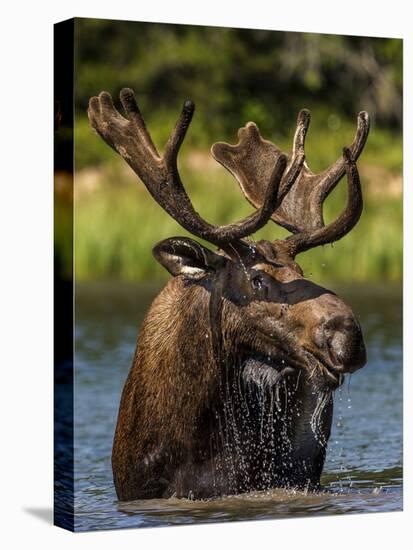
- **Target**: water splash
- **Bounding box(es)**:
[310,390,332,446]
[329,384,346,492]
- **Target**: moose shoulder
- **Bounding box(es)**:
[88,89,369,501]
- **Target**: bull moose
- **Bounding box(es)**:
[88,88,369,501]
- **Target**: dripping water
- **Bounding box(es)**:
[212,358,306,494]
[310,390,332,446]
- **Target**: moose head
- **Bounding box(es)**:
[88,89,369,500]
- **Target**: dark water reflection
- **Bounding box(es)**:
[74,282,402,531]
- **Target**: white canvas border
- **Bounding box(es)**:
[0,1,410,548]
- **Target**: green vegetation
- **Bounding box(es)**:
[55,19,403,283]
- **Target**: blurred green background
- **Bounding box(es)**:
[57,18,403,283]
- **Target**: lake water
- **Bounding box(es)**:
[73,282,402,531]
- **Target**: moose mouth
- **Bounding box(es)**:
[242,348,345,391]
[242,354,297,390]
[302,348,345,389]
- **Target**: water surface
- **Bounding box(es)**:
[74,282,402,531]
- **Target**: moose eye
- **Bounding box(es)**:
[251,274,264,290]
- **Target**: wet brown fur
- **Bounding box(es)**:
[112,278,218,500]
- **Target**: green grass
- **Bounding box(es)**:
[69,155,402,284]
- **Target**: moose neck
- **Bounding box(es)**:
[116,278,221,458]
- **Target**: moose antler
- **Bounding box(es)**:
[211,110,370,256]
[88,89,304,249]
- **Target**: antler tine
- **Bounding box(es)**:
[282,112,369,255]
[316,111,370,200]
[163,99,195,167]
[119,88,159,157]
[285,146,363,255]
[88,88,289,248]
[277,109,310,199]
[292,109,311,157]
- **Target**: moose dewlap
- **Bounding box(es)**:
[88,88,369,501]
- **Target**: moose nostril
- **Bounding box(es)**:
[324,317,366,370]
[327,330,350,364]
[324,315,357,333]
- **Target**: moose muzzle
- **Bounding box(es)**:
[311,309,367,375]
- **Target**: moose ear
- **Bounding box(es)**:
[153,237,225,279]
